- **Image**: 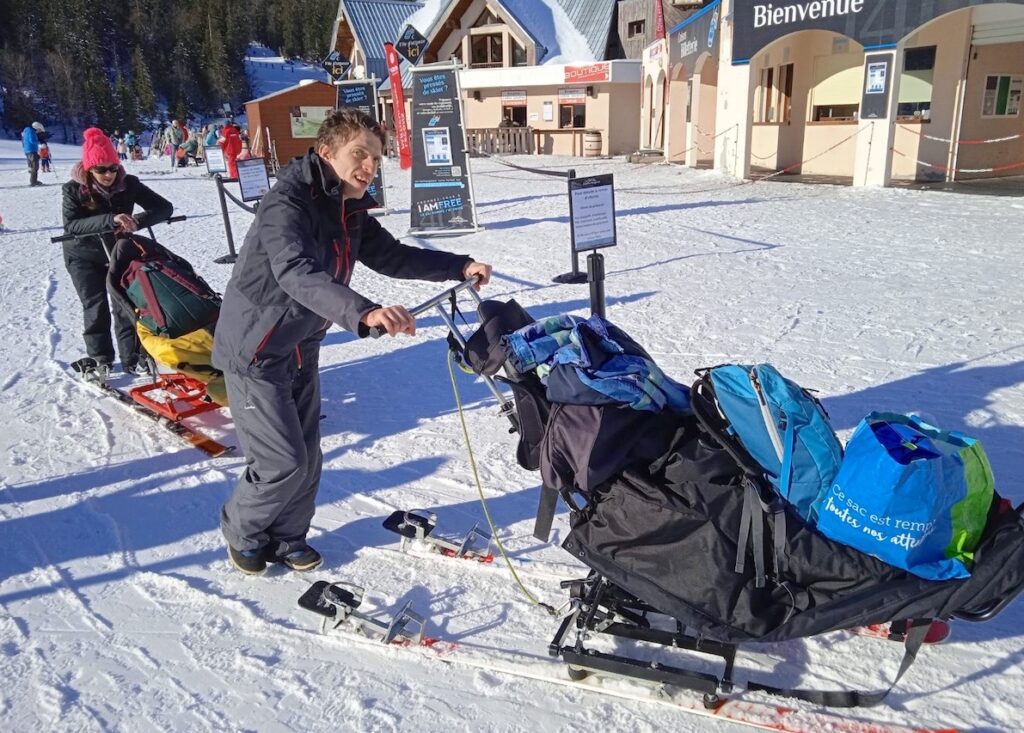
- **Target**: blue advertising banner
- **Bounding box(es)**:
[669,0,721,73]
[409,64,479,235]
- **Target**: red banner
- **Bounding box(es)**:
[384,43,412,170]
[654,0,666,40]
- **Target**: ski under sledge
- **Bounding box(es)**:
[295,579,958,733]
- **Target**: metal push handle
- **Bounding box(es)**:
[50,214,187,243]
[366,276,482,338]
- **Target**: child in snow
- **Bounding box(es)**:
[38,142,52,173]
[212,108,493,575]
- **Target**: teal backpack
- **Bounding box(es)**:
[691,363,843,522]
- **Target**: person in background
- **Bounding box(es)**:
[38,141,52,173]
[236,137,252,163]
[212,108,492,575]
[179,134,199,166]
[22,121,45,186]
[205,124,220,148]
[61,128,174,378]
[218,123,243,178]
[165,120,184,169]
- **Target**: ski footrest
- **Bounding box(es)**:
[297,580,426,645]
[383,509,494,563]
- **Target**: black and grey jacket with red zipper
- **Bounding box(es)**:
[212,149,473,377]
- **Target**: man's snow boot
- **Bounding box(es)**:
[272,541,323,572]
[228,545,268,575]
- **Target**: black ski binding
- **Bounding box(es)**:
[71,357,110,384]
[298,580,426,644]
[383,509,494,562]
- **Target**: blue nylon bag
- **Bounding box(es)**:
[815,412,995,581]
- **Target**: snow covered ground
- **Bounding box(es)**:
[0,137,1022,733]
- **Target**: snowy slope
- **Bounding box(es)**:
[1,138,1023,733]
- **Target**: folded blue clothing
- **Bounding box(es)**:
[504,314,690,413]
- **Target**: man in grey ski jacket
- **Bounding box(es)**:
[213,107,492,575]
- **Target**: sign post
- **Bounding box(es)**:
[552,169,586,284]
[566,173,617,316]
[335,78,388,212]
[408,61,480,236]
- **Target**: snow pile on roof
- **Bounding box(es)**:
[406,0,446,32]
[504,0,596,64]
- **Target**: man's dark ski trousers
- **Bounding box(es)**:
[221,350,322,552]
[62,240,139,366]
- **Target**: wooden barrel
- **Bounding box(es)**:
[583,129,602,157]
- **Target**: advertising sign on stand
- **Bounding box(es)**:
[408,63,479,236]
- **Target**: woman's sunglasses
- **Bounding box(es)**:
[91,165,119,175]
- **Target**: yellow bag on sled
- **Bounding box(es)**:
[136,322,229,407]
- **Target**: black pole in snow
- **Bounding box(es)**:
[214,174,238,265]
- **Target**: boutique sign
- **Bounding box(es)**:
[733,0,1024,63]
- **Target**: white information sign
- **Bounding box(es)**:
[237,157,271,202]
[568,174,616,252]
[204,146,227,175]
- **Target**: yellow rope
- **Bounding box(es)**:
[446,352,557,616]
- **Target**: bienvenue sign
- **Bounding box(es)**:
[732,0,1024,63]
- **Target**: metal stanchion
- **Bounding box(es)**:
[552,169,586,284]
[214,174,238,264]
[587,251,605,318]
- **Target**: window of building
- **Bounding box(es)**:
[474,8,501,27]
[559,103,586,128]
[897,46,935,121]
[471,33,503,68]
[982,74,1022,117]
[810,53,861,122]
[512,37,527,67]
[754,63,793,123]
[813,104,860,122]
[756,67,774,122]
[628,20,645,38]
[501,106,528,126]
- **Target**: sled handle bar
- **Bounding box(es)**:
[367,276,483,339]
[367,276,519,431]
[51,214,187,243]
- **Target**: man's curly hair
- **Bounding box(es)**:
[316,107,386,152]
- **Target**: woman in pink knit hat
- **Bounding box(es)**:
[61,127,175,376]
